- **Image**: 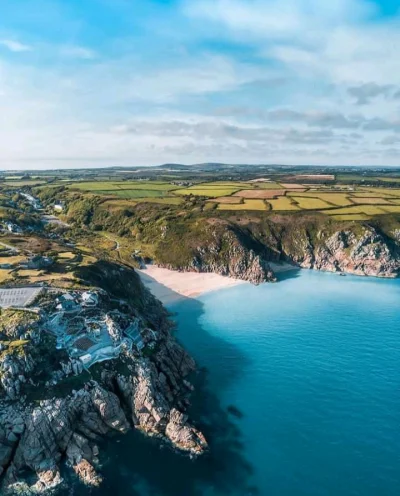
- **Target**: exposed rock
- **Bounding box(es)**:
[160,227,276,284]
[73,459,102,487]
[293,227,400,277]
[165,409,207,454]
[0,313,207,493]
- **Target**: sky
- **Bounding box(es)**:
[1,0,400,169]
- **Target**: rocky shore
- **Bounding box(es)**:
[0,263,207,494]
[288,226,400,278]
[161,223,400,283]
[0,355,206,493]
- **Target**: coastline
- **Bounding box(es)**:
[137,266,247,304]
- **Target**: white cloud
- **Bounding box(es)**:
[1,0,400,168]
[61,45,97,60]
[0,39,32,52]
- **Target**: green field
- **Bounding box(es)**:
[200,181,252,188]
[95,189,167,199]
[331,214,371,221]
[1,180,48,187]
[175,187,241,197]
[133,197,183,205]
[72,181,181,192]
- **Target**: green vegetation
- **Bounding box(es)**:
[71,181,181,191]
[96,189,167,199]
[323,205,388,216]
[174,186,241,197]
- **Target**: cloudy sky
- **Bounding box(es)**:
[1,0,400,169]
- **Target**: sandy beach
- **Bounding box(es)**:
[137,266,246,304]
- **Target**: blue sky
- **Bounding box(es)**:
[1,0,400,168]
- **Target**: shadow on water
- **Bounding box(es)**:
[274,267,302,283]
[60,277,257,496]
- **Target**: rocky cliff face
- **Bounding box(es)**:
[157,219,400,282]
[0,346,206,493]
[285,226,400,278]
[159,225,276,284]
[0,262,207,494]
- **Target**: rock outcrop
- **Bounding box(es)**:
[159,226,276,284]
[289,226,400,277]
[0,261,207,493]
[0,345,206,493]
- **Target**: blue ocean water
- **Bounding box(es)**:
[69,270,400,496]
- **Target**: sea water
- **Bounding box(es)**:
[68,270,400,496]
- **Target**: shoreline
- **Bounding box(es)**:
[137,266,247,304]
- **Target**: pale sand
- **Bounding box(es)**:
[137,266,246,304]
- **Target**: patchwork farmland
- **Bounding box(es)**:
[46,177,400,220]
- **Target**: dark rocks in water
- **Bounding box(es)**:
[227,405,244,419]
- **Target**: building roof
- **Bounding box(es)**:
[60,293,75,301]
[74,337,95,351]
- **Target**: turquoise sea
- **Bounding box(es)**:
[69,270,400,496]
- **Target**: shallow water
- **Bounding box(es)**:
[67,270,400,496]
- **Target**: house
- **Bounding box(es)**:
[56,293,80,314]
[81,291,99,307]
[54,201,64,212]
[5,222,22,234]
[28,255,54,270]
[79,353,92,366]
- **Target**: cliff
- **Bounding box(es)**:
[156,223,277,284]
[151,216,400,282]
[266,216,400,278]
[46,191,400,283]
[0,261,207,493]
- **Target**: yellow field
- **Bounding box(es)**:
[359,188,400,197]
[268,197,300,211]
[317,194,354,206]
[350,192,397,198]
[0,255,26,265]
[17,269,43,278]
[0,270,14,283]
[218,199,268,211]
[57,252,77,260]
[287,192,353,206]
[350,197,391,205]
[292,197,332,210]
[380,205,400,213]
[322,205,388,216]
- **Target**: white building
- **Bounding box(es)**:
[54,201,64,212]
[81,291,99,307]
